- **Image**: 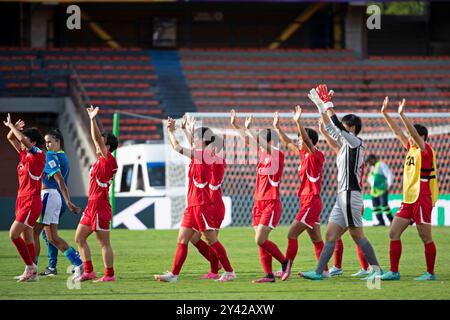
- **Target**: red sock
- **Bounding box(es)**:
[26,243,36,265]
[208,246,220,274]
[193,239,211,262]
[260,240,285,264]
[313,240,328,272]
[259,246,273,274]
[356,244,369,270]
[105,267,114,277]
[390,240,402,273]
[424,241,436,275]
[285,238,298,261]
[171,243,188,276]
[210,241,233,273]
[84,260,94,273]
[12,237,33,266]
[333,239,344,268]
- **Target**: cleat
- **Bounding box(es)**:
[17,265,38,283]
[76,271,96,282]
[281,260,293,281]
[154,271,177,283]
[322,271,331,278]
[94,275,116,282]
[39,266,57,277]
[351,268,371,277]
[252,275,275,283]
[274,269,283,278]
[300,270,323,281]
[414,272,436,281]
[14,266,28,280]
[361,268,383,281]
[329,267,343,276]
[73,265,84,280]
[378,271,400,281]
[199,272,220,280]
[216,271,236,282]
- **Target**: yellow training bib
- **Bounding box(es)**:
[403,147,421,204]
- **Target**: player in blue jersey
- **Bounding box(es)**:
[32,129,83,276]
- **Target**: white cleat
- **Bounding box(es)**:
[329,266,343,277]
[322,271,331,278]
[351,268,371,277]
[14,266,28,280]
[17,265,38,282]
[154,271,178,283]
[216,271,237,282]
[72,265,84,281]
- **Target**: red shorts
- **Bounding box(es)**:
[80,199,111,231]
[252,199,282,229]
[396,195,433,225]
[295,195,322,229]
[214,200,226,224]
[15,195,42,228]
[181,203,221,232]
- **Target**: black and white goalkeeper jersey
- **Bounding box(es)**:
[325,115,365,193]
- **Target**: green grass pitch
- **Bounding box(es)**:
[0,226,449,300]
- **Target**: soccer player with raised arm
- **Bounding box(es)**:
[301,84,382,281]
[154,117,235,282]
[74,106,118,282]
[380,97,438,281]
[32,129,83,277]
[272,106,329,281]
[180,114,224,280]
[230,110,289,283]
[4,114,46,282]
[318,120,370,278]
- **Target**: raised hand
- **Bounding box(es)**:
[86,105,99,120]
[3,113,13,128]
[244,115,253,130]
[381,96,389,114]
[181,114,188,129]
[273,111,280,129]
[15,119,25,131]
[230,109,238,128]
[398,98,406,115]
[293,105,302,122]
[167,117,176,133]
[316,84,334,103]
[308,89,326,113]
[188,116,195,133]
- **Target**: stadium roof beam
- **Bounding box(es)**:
[82,12,120,48]
[268,2,327,49]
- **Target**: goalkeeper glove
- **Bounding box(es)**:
[315,84,334,111]
[308,88,326,113]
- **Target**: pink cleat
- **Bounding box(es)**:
[252,276,275,283]
[216,271,236,282]
[199,272,220,280]
[281,260,293,281]
[77,271,96,282]
[94,275,116,282]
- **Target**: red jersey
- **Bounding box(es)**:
[209,156,226,203]
[297,148,324,197]
[17,146,46,197]
[88,152,118,200]
[254,148,284,201]
[187,149,213,207]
